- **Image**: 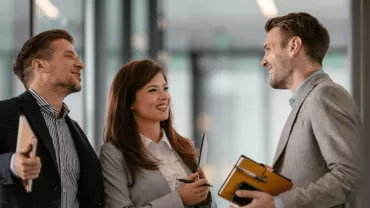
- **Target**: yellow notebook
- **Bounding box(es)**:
[218,155,293,203]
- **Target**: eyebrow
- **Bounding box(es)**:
[64,50,78,57]
[145,84,168,89]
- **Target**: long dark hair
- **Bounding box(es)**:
[104,59,197,186]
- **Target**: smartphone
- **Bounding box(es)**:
[231,181,259,206]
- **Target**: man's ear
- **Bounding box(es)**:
[30,59,47,72]
[288,36,303,57]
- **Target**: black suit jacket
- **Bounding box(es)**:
[0,91,105,208]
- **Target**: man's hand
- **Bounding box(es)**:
[14,144,41,180]
[266,165,274,172]
[229,190,275,208]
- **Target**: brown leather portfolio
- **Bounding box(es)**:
[218,155,293,203]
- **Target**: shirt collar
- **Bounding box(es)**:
[289,69,324,108]
[28,89,70,118]
[140,129,172,150]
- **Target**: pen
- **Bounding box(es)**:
[235,166,267,183]
[176,178,213,187]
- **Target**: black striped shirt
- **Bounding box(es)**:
[29,89,80,208]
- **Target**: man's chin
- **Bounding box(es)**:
[270,80,285,89]
[73,86,82,92]
[68,84,82,94]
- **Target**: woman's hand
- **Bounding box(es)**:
[198,167,207,179]
[178,172,209,206]
[197,167,212,205]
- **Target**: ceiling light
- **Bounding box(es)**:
[256,0,279,18]
[35,0,60,20]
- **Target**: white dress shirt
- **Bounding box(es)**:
[140,131,189,191]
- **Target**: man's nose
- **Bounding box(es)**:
[261,58,267,67]
[75,59,84,70]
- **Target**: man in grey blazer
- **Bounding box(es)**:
[232,13,362,208]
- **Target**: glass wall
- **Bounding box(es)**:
[0,0,30,100]
[97,0,125,147]
[167,54,193,137]
[132,0,148,59]
[198,56,266,183]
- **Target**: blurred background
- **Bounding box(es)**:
[1,0,369,207]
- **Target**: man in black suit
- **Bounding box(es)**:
[0,29,105,208]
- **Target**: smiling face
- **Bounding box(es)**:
[131,72,171,124]
[261,27,293,89]
[40,38,84,94]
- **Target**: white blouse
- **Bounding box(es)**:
[140,131,189,191]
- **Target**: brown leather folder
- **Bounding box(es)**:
[218,155,293,203]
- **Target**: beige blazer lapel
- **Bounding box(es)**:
[272,74,331,166]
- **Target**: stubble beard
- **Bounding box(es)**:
[54,78,81,96]
[269,54,291,90]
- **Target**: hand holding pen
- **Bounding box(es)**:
[177,172,210,206]
[177,167,213,187]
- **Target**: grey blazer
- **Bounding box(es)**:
[273,74,362,208]
[99,142,217,208]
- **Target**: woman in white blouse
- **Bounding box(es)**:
[99,59,217,208]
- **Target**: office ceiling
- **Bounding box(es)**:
[0,0,350,51]
[165,0,350,50]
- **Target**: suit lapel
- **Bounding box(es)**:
[65,117,87,187]
[18,91,58,170]
[272,74,331,166]
[65,117,106,204]
[65,116,95,171]
[272,104,301,166]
